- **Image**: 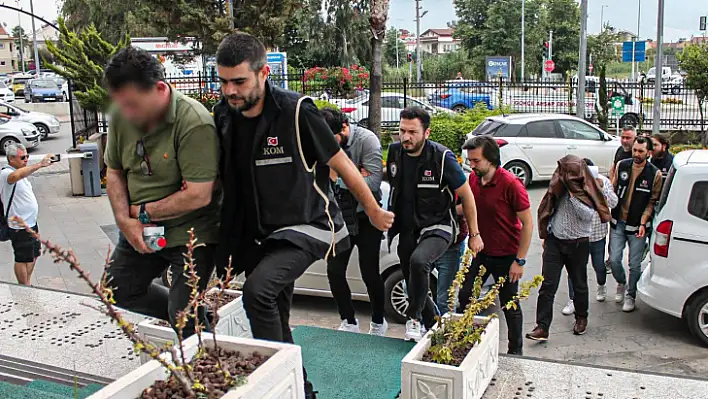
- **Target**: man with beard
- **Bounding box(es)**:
[610,126,637,182]
[102,47,220,338]
[457,135,532,355]
[212,33,393,398]
[386,106,484,342]
[609,136,662,312]
[650,133,674,181]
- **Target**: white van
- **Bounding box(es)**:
[638,150,708,346]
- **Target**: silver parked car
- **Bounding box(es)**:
[0,100,61,139]
[0,115,41,153]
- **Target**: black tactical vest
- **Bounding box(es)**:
[611,159,659,234]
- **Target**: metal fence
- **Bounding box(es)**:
[163,72,706,132]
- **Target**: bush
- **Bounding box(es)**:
[670,144,704,154]
[429,103,503,154]
[304,65,370,98]
[186,92,221,112]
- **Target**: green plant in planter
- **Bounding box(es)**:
[426,248,543,366]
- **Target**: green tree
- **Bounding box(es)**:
[678,43,708,145]
[44,18,130,110]
[588,25,620,131]
[540,0,580,77]
[11,26,29,50]
[383,27,405,68]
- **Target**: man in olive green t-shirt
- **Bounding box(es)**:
[103,47,220,337]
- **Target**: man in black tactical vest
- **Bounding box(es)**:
[609,136,662,313]
[386,107,484,342]
[319,107,389,336]
[212,33,394,398]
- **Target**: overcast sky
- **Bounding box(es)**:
[3,0,705,43]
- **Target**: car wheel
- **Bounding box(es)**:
[619,113,639,128]
[1,137,21,154]
[358,119,369,129]
[452,105,467,113]
[383,268,437,324]
[504,161,531,187]
[35,123,49,140]
[671,86,681,95]
[686,291,708,347]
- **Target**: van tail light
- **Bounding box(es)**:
[653,220,673,258]
[439,94,451,99]
[495,139,508,148]
[341,107,357,113]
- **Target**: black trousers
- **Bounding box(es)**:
[327,214,385,324]
[535,235,590,331]
[238,239,318,343]
[458,253,523,353]
[397,231,449,328]
[106,235,216,337]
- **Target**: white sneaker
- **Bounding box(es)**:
[615,284,626,303]
[369,319,389,336]
[404,319,426,342]
[338,319,360,333]
[596,285,607,302]
[561,300,575,316]
[622,295,636,312]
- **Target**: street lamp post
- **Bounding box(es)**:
[15,0,25,73]
[652,0,665,134]
[600,5,608,31]
[577,0,588,119]
[521,0,525,81]
[29,0,40,75]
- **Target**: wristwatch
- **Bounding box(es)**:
[138,203,151,224]
[515,258,526,266]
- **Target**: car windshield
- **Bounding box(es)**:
[647,67,656,75]
[656,166,677,214]
[31,80,58,89]
[471,119,505,136]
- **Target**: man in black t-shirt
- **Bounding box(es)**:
[213,33,394,399]
[610,126,636,182]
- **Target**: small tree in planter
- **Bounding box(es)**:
[15,218,303,398]
[401,249,542,399]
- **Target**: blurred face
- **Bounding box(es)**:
[466,147,493,178]
[620,129,636,151]
[399,118,429,155]
[217,62,268,112]
[632,141,650,164]
[9,148,28,169]
[109,81,170,127]
[651,137,665,156]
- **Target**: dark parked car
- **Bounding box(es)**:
[24,79,63,103]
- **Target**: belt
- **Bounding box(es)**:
[550,235,589,244]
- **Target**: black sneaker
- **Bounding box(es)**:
[305,380,318,399]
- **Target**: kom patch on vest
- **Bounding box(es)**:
[639,179,649,189]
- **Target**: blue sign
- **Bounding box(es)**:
[486,56,512,80]
[622,41,646,63]
[267,52,288,89]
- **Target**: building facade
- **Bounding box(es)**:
[419,28,461,55]
[0,25,17,74]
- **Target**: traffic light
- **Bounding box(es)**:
[407,53,413,62]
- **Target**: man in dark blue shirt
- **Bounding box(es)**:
[386,107,483,342]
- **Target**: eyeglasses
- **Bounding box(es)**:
[136,140,152,176]
[19,155,28,161]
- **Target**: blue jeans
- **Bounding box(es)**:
[433,241,463,314]
[609,221,646,298]
[568,238,607,300]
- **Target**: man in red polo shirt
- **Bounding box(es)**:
[457,135,533,355]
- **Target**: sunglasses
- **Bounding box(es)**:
[19,155,28,161]
[136,140,153,176]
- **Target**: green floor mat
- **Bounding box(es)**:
[9,380,104,399]
[292,326,415,399]
[0,381,71,399]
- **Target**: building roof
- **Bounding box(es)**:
[421,28,454,37]
[0,24,10,36]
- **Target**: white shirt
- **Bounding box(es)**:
[1,166,39,229]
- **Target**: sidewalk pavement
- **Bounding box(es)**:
[0,173,114,293]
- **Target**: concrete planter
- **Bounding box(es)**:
[401,315,499,399]
[87,333,304,399]
[137,288,251,364]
